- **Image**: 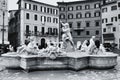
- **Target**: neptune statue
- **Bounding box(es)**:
[60,21,75,52]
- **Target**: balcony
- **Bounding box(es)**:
[106,23,113,26]
[73,27,85,31]
[24,31,58,37]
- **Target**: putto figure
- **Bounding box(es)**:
[60,21,75,51]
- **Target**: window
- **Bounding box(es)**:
[26,13,29,19]
[76,6,82,10]
[94,12,100,17]
[41,16,43,22]
[77,22,81,28]
[118,2,120,7]
[50,8,52,14]
[26,25,29,34]
[76,13,82,18]
[47,8,50,13]
[95,21,100,26]
[95,30,99,35]
[53,18,55,23]
[102,8,107,13]
[77,31,81,35]
[34,26,37,35]
[33,5,37,11]
[41,16,46,22]
[102,18,108,23]
[86,31,90,35]
[25,3,27,9]
[60,14,65,19]
[68,7,73,11]
[111,5,117,10]
[86,22,90,27]
[53,9,55,14]
[56,10,58,15]
[47,17,51,22]
[105,19,108,23]
[25,3,31,9]
[85,5,90,9]
[118,14,120,19]
[34,14,37,21]
[41,6,43,12]
[48,28,52,35]
[111,17,117,22]
[29,4,31,10]
[68,14,73,19]
[53,28,58,35]
[44,16,46,22]
[42,27,45,35]
[44,7,46,13]
[85,13,91,18]
[103,28,106,32]
[60,7,65,11]
[94,3,100,8]
[53,18,58,23]
[113,27,116,32]
[68,23,72,28]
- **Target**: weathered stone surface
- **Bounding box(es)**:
[1,52,118,71]
[89,55,118,69]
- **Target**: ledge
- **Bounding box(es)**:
[1,52,118,71]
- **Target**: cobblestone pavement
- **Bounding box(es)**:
[0,57,120,80]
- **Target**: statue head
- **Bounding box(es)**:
[29,36,35,42]
[63,23,69,28]
[92,36,95,39]
[91,36,96,41]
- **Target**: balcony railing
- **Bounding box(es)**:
[73,27,85,31]
[24,31,58,37]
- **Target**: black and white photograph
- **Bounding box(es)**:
[0,0,120,80]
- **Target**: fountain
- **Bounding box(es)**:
[2,22,118,72]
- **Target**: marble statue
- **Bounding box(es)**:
[77,41,82,50]
[26,36,39,54]
[81,40,89,52]
[17,36,39,55]
[87,36,96,55]
[17,44,27,54]
[60,21,75,52]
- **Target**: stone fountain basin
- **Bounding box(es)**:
[1,51,118,71]
[2,52,20,68]
[89,52,118,69]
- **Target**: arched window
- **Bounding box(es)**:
[68,14,73,19]
[76,13,82,18]
[85,13,91,18]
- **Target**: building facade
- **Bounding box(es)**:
[0,0,9,45]
[9,0,59,47]
[8,10,18,47]
[102,0,120,49]
[57,0,103,45]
